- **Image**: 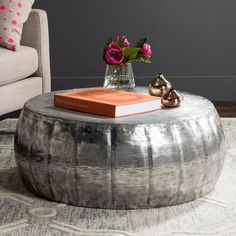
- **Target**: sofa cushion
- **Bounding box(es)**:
[0,76,42,115]
[0,45,38,86]
[0,0,35,51]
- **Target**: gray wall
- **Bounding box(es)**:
[34,0,236,101]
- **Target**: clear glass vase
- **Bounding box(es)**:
[103,63,135,90]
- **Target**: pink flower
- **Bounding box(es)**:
[141,43,152,58]
[18,2,22,8]
[116,36,130,47]
[103,42,124,65]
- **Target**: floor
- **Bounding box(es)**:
[213,102,236,117]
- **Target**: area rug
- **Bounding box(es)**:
[0,118,236,236]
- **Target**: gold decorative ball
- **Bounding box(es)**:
[161,89,183,107]
[148,73,172,97]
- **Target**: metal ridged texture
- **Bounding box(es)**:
[14,88,226,209]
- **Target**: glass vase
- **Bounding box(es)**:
[103,63,135,90]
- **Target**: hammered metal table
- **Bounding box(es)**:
[14,87,226,209]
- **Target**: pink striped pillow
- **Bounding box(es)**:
[0,0,34,51]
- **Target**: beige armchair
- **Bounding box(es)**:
[0,9,51,116]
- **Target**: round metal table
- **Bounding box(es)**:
[14,87,226,209]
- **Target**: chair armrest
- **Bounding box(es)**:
[21,9,51,93]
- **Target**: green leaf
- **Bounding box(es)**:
[122,56,129,64]
[139,55,151,63]
[103,37,112,50]
[123,47,140,60]
[116,38,125,47]
[135,37,147,48]
[131,54,151,63]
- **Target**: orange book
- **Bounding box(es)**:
[54,88,161,118]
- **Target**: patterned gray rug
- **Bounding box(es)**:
[0,118,236,236]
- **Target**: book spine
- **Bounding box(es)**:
[54,95,116,117]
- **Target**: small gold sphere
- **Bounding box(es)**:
[148,73,172,97]
[161,89,183,107]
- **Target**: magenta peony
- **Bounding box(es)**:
[141,43,152,58]
[103,42,124,65]
[116,36,130,47]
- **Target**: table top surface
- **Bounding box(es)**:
[24,87,215,125]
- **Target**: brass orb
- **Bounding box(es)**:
[161,89,183,107]
[148,73,172,97]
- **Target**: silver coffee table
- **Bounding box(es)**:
[14,87,226,209]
